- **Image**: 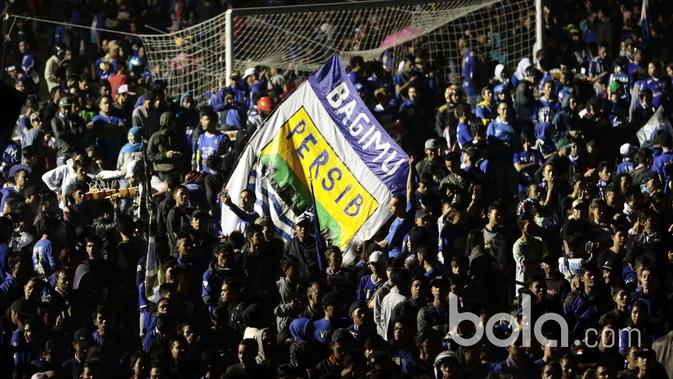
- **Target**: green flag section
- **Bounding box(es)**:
[259,107,376,249]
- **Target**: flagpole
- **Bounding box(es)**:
[307,173,325,273]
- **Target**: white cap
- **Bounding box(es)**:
[494,64,505,79]
[368,251,387,264]
[243,67,256,79]
[117,84,135,95]
[620,143,634,157]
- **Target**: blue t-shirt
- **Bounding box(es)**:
[357,274,382,310]
[641,76,668,108]
[534,98,560,125]
[616,160,636,175]
[461,51,478,97]
[313,318,336,344]
[486,119,515,144]
[195,132,228,173]
[385,202,414,258]
[652,150,673,192]
[32,239,57,277]
[456,122,473,149]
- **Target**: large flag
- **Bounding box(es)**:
[222,55,409,264]
[636,106,673,145]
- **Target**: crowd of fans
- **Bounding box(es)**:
[2,0,673,378]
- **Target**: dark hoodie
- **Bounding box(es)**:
[147,111,189,174]
[175,92,200,148]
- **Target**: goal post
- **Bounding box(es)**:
[139,0,537,99]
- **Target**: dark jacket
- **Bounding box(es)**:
[146,112,189,174]
[51,112,89,158]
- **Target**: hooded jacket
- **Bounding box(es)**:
[146,112,189,173]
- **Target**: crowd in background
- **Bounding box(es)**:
[2,0,673,378]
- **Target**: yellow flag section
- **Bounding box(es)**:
[259,107,378,249]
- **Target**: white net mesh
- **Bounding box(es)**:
[139,0,535,99]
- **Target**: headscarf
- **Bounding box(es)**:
[514,58,532,81]
[120,126,143,153]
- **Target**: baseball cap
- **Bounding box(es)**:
[243,67,256,79]
[368,251,387,264]
[601,254,620,271]
[430,275,450,288]
[415,208,429,219]
[608,81,622,94]
[73,328,92,345]
[331,328,352,343]
[445,151,460,162]
[29,112,40,122]
[191,209,210,219]
[349,301,366,315]
[571,199,585,209]
[117,84,136,95]
[494,83,507,94]
[434,350,459,364]
[425,138,439,150]
[58,97,72,108]
[9,164,32,178]
[464,146,478,160]
[620,143,634,157]
[556,137,571,149]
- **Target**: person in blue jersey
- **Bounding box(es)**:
[652,131,673,193]
[513,132,544,194]
[455,104,473,149]
[313,292,343,345]
[641,60,671,109]
[193,107,230,174]
[587,43,611,95]
[475,85,496,126]
[607,81,629,129]
[486,102,521,196]
[617,143,637,175]
[32,214,59,282]
[461,49,479,106]
[608,57,631,99]
[377,156,416,258]
[486,102,518,147]
[356,251,387,313]
[0,164,31,216]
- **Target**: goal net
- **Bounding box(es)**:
[140,0,536,99]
